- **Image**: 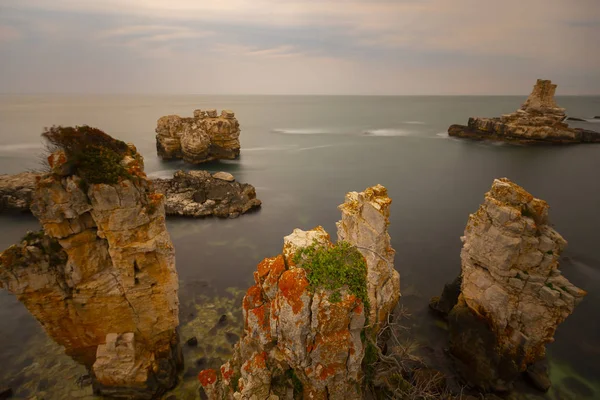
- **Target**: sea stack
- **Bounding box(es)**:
[156,109,241,164]
[198,185,400,399]
[431,178,586,392]
[0,126,182,398]
[448,79,600,144]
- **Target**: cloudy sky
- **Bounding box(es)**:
[1,0,598,94]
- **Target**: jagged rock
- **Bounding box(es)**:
[0,171,39,213]
[198,185,400,399]
[436,178,586,392]
[429,276,460,316]
[156,109,241,164]
[337,184,400,331]
[152,170,261,218]
[0,128,182,398]
[525,360,551,392]
[448,79,600,144]
[0,170,261,218]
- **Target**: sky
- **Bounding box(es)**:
[0,0,599,95]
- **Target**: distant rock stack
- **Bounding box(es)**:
[431,178,586,392]
[0,127,182,399]
[448,79,600,143]
[156,109,241,164]
[198,185,400,399]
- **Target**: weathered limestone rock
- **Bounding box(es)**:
[337,184,400,331]
[152,170,261,218]
[434,178,586,391]
[198,185,400,399]
[0,171,39,212]
[0,170,261,219]
[156,109,241,164]
[448,79,600,144]
[0,130,182,398]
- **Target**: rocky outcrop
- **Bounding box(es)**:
[0,127,182,398]
[152,170,261,218]
[0,170,261,219]
[448,79,600,144]
[156,109,241,164]
[197,185,400,399]
[0,171,39,213]
[432,178,586,392]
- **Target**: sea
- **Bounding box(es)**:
[0,95,599,399]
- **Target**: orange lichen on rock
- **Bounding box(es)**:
[198,369,218,386]
[243,284,265,311]
[278,269,309,314]
[220,364,234,381]
[243,351,267,373]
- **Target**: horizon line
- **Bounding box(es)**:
[1,93,599,97]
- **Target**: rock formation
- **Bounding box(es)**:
[0,171,39,213]
[448,79,600,144]
[152,170,261,218]
[197,185,400,399]
[156,109,241,164]
[0,126,182,398]
[431,178,586,391]
[0,170,261,219]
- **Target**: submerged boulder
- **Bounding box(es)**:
[433,178,586,392]
[198,185,400,399]
[0,126,182,399]
[152,170,261,218]
[156,109,241,164]
[448,79,600,144]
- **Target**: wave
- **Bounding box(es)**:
[403,121,426,125]
[272,128,336,135]
[363,129,413,137]
[584,119,600,123]
[293,144,337,152]
[0,143,44,152]
[435,132,449,139]
[243,145,298,152]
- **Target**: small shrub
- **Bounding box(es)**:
[293,241,369,311]
[41,125,133,184]
[284,369,303,396]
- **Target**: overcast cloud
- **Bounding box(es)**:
[0,0,598,94]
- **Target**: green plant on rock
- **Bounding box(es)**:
[293,240,369,311]
[42,125,134,184]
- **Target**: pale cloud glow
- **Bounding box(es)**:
[0,0,598,94]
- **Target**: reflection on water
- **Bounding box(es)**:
[0,95,599,397]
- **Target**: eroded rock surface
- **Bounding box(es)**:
[152,170,261,218]
[156,109,241,164]
[434,178,586,391]
[448,79,600,144]
[0,130,182,398]
[0,171,39,213]
[0,170,261,219]
[198,185,400,399]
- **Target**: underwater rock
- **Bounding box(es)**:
[198,185,400,399]
[0,171,38,213]
[435,178,586,392]
[156,109,241,164]
[152,170,261,218]
[187,337,199,347]
[448,79,600,144]
[0,126,182,398]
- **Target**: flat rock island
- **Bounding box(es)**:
[448,79,600,144]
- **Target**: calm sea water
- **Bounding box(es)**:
[1,95,599,398]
